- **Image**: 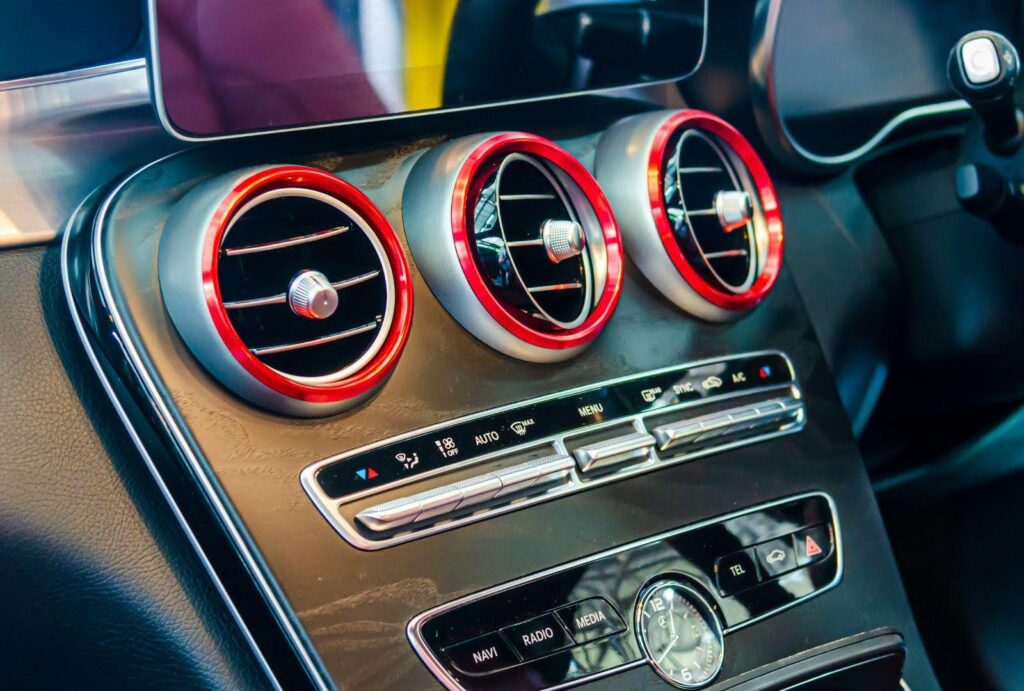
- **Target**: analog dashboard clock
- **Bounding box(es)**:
[635,579,725,689]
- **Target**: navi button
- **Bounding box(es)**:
[444,632,519,676]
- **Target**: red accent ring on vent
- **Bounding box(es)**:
[451,133,624,350]
[648,111,784,311]
[202,166,413,404]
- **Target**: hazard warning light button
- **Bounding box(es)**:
[794,525,831,567]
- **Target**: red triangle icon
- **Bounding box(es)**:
[367,468,379,479]
[805,535,823,557]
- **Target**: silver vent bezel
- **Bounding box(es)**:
[220,187,396,386]
[158,166,402,417]
[404,133,615,363]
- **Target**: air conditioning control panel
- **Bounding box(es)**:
[302,351,806,549]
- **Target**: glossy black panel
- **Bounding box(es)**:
[414,495,836,689]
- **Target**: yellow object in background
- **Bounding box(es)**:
[403,0,459,110]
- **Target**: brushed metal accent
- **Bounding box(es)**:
[301,351,806,550]
[249,321,378,356]
[0,58,175,248]
[595,111,740,321]
[407,491,843,691]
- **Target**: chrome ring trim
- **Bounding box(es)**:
[144,0,708,142]
[403,133,596,363]
[83,161,334,690]
[634,579,725,688]
[406,491,843,691]
[750,0,971,172]
[158,175,392,414]
[300,350,805,550]
[596,110,738,321]
[59,194,283,690]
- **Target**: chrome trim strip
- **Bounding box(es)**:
[83,162,333,689]
[407,491,843,691]
[224,270,381,310]
[0,57,146,92]
[250,321,378,356]
[300,351,805,550]
[750,0,970,171]
[222,225,350,256]
[59,195,282,690]
[144,0,708,142]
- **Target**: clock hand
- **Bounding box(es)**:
[669,599,677,638]
[655,635,679,665]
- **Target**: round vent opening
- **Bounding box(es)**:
[160,166,413,416]
[650,111,783,312]
[217,188,393,382]
[452,134,623,356]
[595,109,784,321]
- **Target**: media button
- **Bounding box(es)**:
[556,598,625,643]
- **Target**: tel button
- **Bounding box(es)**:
[444,632,518,676]
[502,613,574,660]
[715,548,760,596]
[556,598,626,643]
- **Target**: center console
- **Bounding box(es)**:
[60,6,938,688]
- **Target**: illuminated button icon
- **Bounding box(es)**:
[355,467,378,481]
[759,365,772,379]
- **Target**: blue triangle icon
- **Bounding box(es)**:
[355,468,367,480]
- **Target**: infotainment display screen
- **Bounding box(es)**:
[148,0,706,140]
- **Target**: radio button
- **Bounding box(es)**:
[502,613,574,660]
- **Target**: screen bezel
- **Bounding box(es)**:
[146,0,709,142]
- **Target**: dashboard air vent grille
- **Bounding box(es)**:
[217,188,393,382]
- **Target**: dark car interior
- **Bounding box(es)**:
[4,1,1024,689]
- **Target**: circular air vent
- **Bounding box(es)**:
[596,110,784,321]
[159,166,413,417]
[404,133,623,363]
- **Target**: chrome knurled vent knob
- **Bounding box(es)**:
[541,219,587,263]
[288,270,340,320]
[714,190,753,233]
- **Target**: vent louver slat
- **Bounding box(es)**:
[159,166,413,416]
[217,190,390,379]
[403,132,624,363]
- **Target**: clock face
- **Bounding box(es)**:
[635,580,725,689]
